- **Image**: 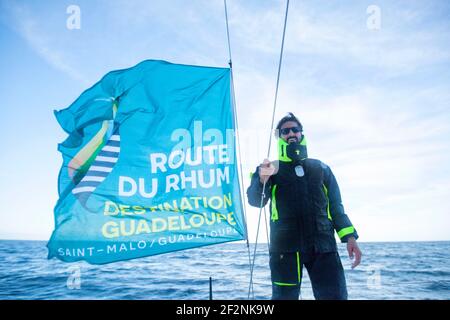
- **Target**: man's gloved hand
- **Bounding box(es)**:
[259,159,277,184]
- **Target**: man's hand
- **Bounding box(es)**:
[259,159,276,184]
[347,237,362,269]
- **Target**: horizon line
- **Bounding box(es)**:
[0,238,449,243]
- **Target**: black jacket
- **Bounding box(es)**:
[247,138,358,253]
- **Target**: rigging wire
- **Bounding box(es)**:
[223,0,255,299]
[266,0,290,159]
[223,0,291,300]
[247,0,290,300]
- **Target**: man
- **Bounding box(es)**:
[247,112,362,300]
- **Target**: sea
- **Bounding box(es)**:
[0,240,449,300]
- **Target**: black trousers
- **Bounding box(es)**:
[270,251,348,300]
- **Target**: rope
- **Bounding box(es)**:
[223,0,255,299]
[247,0,290,300]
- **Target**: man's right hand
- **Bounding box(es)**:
[259,159,276,184]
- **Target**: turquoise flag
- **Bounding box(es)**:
[48,60,246,264]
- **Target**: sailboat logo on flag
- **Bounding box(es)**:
[48,60,246,264]
[70,103,120,206]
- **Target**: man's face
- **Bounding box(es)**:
[280,121,302,144]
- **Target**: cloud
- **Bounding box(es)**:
[1,0,449,241]
[238,75,450,240]
[0,2,91,85]
[226,0,450,75]
[103,0,229,68]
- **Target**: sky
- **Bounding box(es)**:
[0,0,449,242]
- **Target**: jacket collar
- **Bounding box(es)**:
[278,135,308,162]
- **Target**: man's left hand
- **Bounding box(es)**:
[347,237,362,269]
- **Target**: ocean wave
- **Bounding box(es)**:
[1,241,449,299]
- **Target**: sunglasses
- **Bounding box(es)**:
[280,126,301,135]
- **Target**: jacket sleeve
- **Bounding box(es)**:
[246,166,271,208]
[322,162,359,243]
